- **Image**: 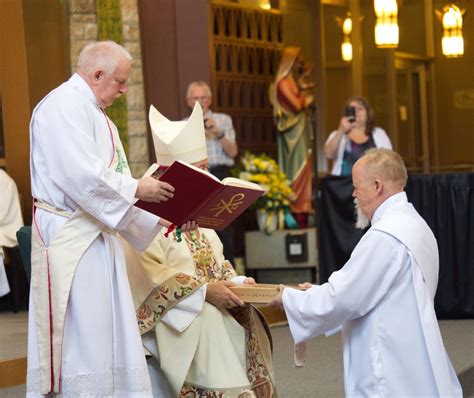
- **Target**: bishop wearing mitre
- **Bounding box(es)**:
[124,102,276,398]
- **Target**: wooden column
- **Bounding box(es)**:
[385,49,398,151]
[0,0,70,223]
[139,0,211,161]
[311,0,327,175]
[350,0,363,95]
[0,0,32,222]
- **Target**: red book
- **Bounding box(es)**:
[135,160,265,230]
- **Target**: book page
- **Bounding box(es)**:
[221,177,264,191]
[142,163,159,178]
[176,160,221,183]
[176,160,263,192]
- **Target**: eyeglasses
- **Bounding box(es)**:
[189,96,210,101]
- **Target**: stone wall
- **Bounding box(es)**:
[68,0,149,177]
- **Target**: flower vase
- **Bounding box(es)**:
[256,209,278,234]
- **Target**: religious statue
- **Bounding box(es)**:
[269,46,315,220]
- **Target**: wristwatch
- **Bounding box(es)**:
[216,132,225,140]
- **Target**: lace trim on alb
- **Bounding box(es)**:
[27,366,152,396]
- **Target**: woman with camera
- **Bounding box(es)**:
[324,96,392,176]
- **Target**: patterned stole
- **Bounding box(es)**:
[101,108,131,175]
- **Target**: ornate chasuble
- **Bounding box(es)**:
[31,108,130,394]
[136,229,235,334]
[127,229,276,398]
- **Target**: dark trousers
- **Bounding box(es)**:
[209,165,235,265]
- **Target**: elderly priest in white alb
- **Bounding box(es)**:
[270,148,462,397]
[27,41,178,397]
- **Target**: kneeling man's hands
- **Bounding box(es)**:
[206,280,244,309]
[269,284,286,311]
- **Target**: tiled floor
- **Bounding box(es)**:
[1,312,473,397]
[0,311,28,361]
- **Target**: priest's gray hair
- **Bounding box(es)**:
[361,148,408,189]
[186,81,212,98]
[77,41,132,75]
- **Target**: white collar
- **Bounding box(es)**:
[69,73,100,108]
[371,191,408,225]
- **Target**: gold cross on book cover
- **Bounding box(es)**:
[229,284,306,304]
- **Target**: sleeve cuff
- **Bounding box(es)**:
[161,286,207,332]
[117,207,162,251]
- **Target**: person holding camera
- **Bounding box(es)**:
[324,96,392,176]
[186,81,238,264]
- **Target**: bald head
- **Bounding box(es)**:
[352,149,407,224]
[356,148,407,192]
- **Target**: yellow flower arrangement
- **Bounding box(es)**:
[238,152,295,210]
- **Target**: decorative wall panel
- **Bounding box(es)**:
[210,1,283,157]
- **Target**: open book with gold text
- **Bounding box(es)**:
[135,160,265,230]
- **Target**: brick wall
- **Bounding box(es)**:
[68,0,149,177]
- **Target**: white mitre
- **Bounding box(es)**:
[149,102,207,166]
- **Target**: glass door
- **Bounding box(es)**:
[394,55,431,173]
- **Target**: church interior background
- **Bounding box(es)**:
[0,0,473,392]
[1,0,473,222]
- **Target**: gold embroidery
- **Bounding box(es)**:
[137,273,202,334]
[184,230,221,282]
[137,231,230,334]
[230,306,276,398]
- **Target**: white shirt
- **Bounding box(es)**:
[325,127,392,176]
[0,170,24,296]
[283,192,461,397]
[0,169,23,248]
[204,110,236,167]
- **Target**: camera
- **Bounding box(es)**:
[344,106,356,123]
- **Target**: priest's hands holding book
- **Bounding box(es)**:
[136,176,175,203]
[206,280,246,309]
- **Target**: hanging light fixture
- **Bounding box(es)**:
[341,16,353,62]
[260,0,271,10]
[438,4,465,58]
[374,0,399,48]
